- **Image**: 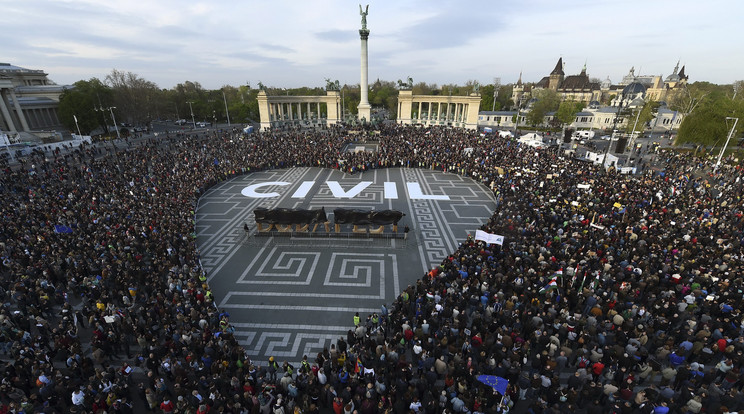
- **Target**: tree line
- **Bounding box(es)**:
[57,69,742,146]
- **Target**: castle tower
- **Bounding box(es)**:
[512,71,524,107]
[549,57,564,91]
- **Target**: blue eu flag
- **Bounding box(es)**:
[54,225,73,234]
[476,375,508,395]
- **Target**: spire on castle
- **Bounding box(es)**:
[678,65,687,79]
[550,58,564,76]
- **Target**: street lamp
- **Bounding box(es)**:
[513,95,526,135]
[95,105,120,139]
[186,101,196,128]
[222,91,231,127]
[626,105,643,165]
[73,115,82,138]
[714,117,740,172]
[108,107,121,139]
[491,80,500,112]
[604,92,628,167]
[94,106,108,137]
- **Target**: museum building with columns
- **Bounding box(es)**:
[0,63,71,135]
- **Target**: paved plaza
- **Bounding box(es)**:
[195,167,496,364]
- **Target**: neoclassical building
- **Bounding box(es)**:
[396,90,481,129]
[256,90,342,131]
[0,63,70,135]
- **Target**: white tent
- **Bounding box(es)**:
[519,133,543,141]
[518,133,546,148]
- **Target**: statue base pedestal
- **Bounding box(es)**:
[357,103,371,124]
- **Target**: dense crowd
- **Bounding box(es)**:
[0,123,742,414]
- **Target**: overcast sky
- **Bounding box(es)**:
[4,0,742,90]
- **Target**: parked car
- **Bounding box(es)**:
[175,119,187,125]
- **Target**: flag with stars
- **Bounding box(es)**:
[477,375,509,395]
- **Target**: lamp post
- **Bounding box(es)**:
[95,105,120,139]
[491,79,500,112]
[108,107,121,139]
[626,105,643,165]
[186,101,196,128]
[604,92,627,167]
[73,115,82,138]
[94,105,108,138]
[222,91,231,127]
[513,95,526,135]
[714,117,739,172]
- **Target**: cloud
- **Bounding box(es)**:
[315,30,355,43]
[256,43,296,54]
[2,0,743,88]
[395,9,502,50]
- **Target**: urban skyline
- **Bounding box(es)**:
[5,0,743,89]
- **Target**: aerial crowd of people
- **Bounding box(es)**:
[0,123,742,414]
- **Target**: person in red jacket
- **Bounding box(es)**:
[591,361,605,382]
[160,398,175,413]
[332,396,344,414]
[717,336,728,352]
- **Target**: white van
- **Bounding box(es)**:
[572,130,595,140]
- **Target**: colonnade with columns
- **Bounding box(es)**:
[257,90,341,131]
[408,101,470,124]
[0,85,32,132]
[267,101,326,123]
[396,90,481,130]
[22,106,60,130]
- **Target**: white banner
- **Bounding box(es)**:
[475,230,504,245]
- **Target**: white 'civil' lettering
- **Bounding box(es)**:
[326,181,373,198]
[291,181,315,199]
[407,182,450,200]
[240,182,290,198]
[384,182,398,199]
[240,181,450,200]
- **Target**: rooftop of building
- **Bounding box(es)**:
[0,63,47,75]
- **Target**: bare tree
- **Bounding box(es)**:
[105,69,161,125]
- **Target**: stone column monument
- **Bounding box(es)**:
[357,4,371,123]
